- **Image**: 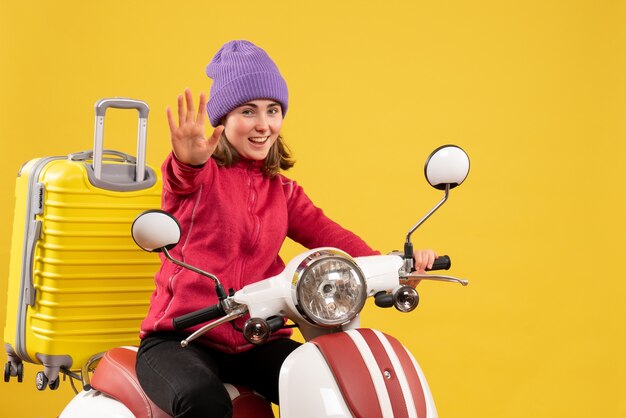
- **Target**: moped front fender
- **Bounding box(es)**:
[279,328,438,418]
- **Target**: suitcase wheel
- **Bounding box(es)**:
[35,371,59,391]
[49,377,60,390]
[35,371,48,391]
[3,361,23,383]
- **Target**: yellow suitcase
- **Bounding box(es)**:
[3,99,162,390]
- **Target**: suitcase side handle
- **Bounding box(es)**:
[93,98,149,183]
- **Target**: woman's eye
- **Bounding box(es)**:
[268,107,280,115]
[242,109,254,116]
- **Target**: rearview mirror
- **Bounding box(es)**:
[403,145,470,270]
[424,145,470,190]
[131,210,181,252]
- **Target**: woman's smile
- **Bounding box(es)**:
[249,136,270,144]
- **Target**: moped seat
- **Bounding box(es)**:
[91,346,274,418]
[90,347,171,418]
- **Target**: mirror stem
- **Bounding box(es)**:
[403,184,450,271]
[162,248,228,300]
[405,183,450,245]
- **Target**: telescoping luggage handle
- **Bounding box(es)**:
[93,98,149,182]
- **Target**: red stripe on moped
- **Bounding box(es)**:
[357,329,411,418]
[312,332,384,418]
[384,332,428,417]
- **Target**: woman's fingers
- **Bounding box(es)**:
[166,107,177,134]
[169,90,209,150]
[425,251,433,268]
[177,94,185,127]
[173,89,207,127]
[414,249,438,271]
[208,125,224,148]
[184,89,195,123]
[196,93,207,125]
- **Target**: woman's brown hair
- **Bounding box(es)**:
[212,132,295,177]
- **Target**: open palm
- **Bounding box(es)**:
[167,88,224,166]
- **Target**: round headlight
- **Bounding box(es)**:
[293,250,367,327]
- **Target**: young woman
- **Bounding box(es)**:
[135,40,438,418]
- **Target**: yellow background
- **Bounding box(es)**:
[1,1,625,417]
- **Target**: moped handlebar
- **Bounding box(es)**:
[425,255,451,271]
[172,304,226,331]
[173,254,453,331]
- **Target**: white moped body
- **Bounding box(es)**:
[60,329,437,418]
[60,251,444,418]
[61,390,136,417]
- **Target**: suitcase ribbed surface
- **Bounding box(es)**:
[6,157,162,370]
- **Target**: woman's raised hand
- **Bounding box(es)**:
[166,88,225,166]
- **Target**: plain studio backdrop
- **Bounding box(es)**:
[1,1,625,417]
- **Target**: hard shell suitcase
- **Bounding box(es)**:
[3,99,162,389]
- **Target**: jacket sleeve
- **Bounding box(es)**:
[284,178,380,257]
[161,152,214,196]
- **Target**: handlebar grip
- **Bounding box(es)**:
[267,316,286,333]
[426,255,451,271]
[374,292,394,308]
[172,304,225,331]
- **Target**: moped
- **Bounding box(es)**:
[59,144,471,418]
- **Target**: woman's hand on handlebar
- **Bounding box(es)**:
[414,249,438,273]
[407,249,438,287]
[167,88,224,167]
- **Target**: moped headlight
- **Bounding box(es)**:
[293,250,367,327]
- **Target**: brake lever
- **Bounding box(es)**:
[180,307,248,348]
[401,273,469,286]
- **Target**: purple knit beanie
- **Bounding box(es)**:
[206,40,288,127]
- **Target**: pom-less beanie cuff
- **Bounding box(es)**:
[207,71,288,127]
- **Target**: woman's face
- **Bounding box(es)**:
[223,99,283,161]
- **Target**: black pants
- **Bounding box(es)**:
[135,332,301,418]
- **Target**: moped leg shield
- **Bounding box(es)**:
[279,328,437,418]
